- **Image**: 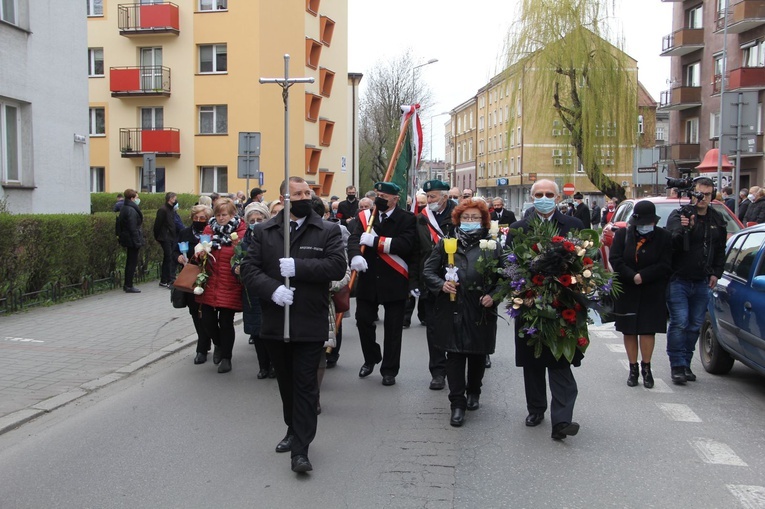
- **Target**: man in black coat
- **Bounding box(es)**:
[590,200,601,227]
[572,192,591,229]
[506,179,584,441]
[154,192,178,287]
[490,197,517,225]
[335,185,359,226]
[117,189,144,293]
[411,180,455,390]
[348,181,417,386]
[240,177,346,474]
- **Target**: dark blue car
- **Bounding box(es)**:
[702,224,765,375]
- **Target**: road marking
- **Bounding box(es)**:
[657,403,702,422]
[593,331,618,339]
[2,336,44,343]
[726,485,765,509]
[605,343,625,353]
[649,378,674,393]
[689,438,747,466]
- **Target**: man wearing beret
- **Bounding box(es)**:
[410,180,456,390]
[347,181,418,386]
[572,192,591,229]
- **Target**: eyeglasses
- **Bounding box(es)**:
[533,192,556,199]
[460,215,482,222]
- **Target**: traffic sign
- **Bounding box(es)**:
[563,183,575,196]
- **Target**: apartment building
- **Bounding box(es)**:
[660,0,765,190]
[87,0,349,198]
[0,1,90,214]
[450,97,477,193]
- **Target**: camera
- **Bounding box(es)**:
[665,176,705,201]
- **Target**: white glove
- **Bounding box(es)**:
[360,231,378,247]
[323,335,337,349]
[271,285,295,306]
[279,257,296,278]
[350,255,368,272]
[410,289,420,298]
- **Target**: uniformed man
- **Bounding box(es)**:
[347,181,418,386]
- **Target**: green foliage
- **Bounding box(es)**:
[90,192,200,213]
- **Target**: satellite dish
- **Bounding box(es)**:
[621,180,629,187]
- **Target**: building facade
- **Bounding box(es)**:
[660,0,765,191]
[450,97,477,193]
[0,0,90,214]
[87,0,349,199]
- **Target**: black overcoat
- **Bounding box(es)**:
[117,200,144,248]
[609,225,673,335]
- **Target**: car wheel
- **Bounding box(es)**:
[700,315,735,374]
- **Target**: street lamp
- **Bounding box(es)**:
[411,58,438,102]
[429,111,450,180]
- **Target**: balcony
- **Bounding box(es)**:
[727,66,765,91]
[120,128,181,157]
[658,87,702,110]
[732,133,764,157]
[715,1,765,34]
[659,143,700,163]
[110,66,171,97]
[661,29,704,57]
[118,3,180,36]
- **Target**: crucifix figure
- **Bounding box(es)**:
[259,54,314,342]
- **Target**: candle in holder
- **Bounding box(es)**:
[443,237,458,302]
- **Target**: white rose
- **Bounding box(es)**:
[577,248,586,257]
[582,269,592,278]
[230,232,238,241]
[487,240,497,250]
[194,243,204,254]
[193,286,205,295]
[479,239,488,249]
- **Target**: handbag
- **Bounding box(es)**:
[173,263,201,293]
[331,285,351,313]
[170,287,187,308]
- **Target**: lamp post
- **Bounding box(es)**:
[429,111,450,180]
[411,58,438,102]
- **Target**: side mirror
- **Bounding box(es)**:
[752,275,765,291]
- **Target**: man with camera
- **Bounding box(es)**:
[665,177,726,384]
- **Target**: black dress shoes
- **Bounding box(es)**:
[670,366,687,384]
[358,363,374,378]
[429,375,445,390]
[193,352,207,365]
[466,394,480,411]
[326,358,337,369]
[382,375,396,386]
[275,434,294,453]
[684,367,697,381]
[551,421,580,440]
[257,369,269,379]
[291,454,313,473]
[268,367,277,378]
[123,286,141,293]
[213,347,222,365]
[525,413,544,427]
[217,359,232,373]
[450,408,465,427]
[484,355,492,368]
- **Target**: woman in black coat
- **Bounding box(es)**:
[609,200,672,388]
[423,198,503,427]
[117,189,145,293]
[172,204,213,364]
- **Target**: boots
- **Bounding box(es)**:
[641,361,654,388]
[627,363,639,387]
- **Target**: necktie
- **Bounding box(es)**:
[289,221,298,234]
[379,214,387,225]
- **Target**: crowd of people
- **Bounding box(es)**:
[113,174,734,474]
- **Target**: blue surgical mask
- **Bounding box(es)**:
[533,196,556,214]
[134,198,141,206]
[460,222,481,231]
[451,198,459,205]
[248,222,257,230]
[636,225,654,235]
[173,202,179,211]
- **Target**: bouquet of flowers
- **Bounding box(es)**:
[192,233,220,295]
[492,220,620,362]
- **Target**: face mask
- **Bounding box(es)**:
[347,195,356,202]
[636,225,654,235]
[134,198,141,206]
[374,196,390,211]
[460,222,481,231]
[427,201,442,212]
[748,194,755,201]
[173,202,179,211]
[248,222,257,230]
[290,199,312,218]
[533,196,556,214]
[193,221,207,231]
[494,206,503,212]
[451,198,459,205]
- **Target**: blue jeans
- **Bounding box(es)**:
[666,278,710,368]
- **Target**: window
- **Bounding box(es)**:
[201,166,227,193]
[731,232,765,279]
[510,129,515,147]
[140,166,165,193]
[470,112,474,129]
[710,112,720,139]
[686,117,699,144]
[199,44,227,73]
[88,48,104,77]
[90,167,105,192]
[469,139,473,160]
[141,107,163,129]
[1,0,16,23]
[759,103,763,134]
[686,62,701,87]
[479,116,484,131]
[688,5,702,29]
[1,102,21,182]
[713,54,724,76]
[656,125,666,141]
[743,40,765,68]
[140,47,163,90]
[89,107,105,136]
[199,0,227,10]
[199,105,228,134]
[86,0,103,17]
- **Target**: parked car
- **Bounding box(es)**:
[701,224,765,375]
[599,196,743,271]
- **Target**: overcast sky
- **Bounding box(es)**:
[348,0,673,161]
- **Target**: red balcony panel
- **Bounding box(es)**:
[140,3,179,30]
[118,3,179,36]
[110,68,140,92]
[142,129,180,154]
[729,66,765,90]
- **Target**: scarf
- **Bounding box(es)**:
[209,216,241,249]
[457,227,488,249]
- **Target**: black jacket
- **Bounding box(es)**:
[412,201,456,292]
[154,202,176,242]
[336,198,359,226]
[743,196,765,225]
[240,210,346,342]
[490,208,517,225]
[666,206,727,280]
[738,198,751,222]
[117,200,144,248]
[347,206,417,302]
[573,202,591,229]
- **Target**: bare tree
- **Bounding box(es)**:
[358,51,433,192]
[506,0,637,200]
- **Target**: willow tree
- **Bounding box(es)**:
[506,0,637,200]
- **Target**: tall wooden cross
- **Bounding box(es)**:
[259,54,314,342]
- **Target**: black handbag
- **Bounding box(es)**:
[170,287,188,309]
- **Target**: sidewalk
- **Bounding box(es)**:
[0,282,199,434]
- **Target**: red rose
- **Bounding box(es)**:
[562,309,577,323]
[532,274,545,286]
[525,290,535,298]
[551,299,561,308]
[552,236,565,243]
[531,243,540,253]
[559,328,566,337]
[583,257,593,266]
[559,274,572,286]
[563,241,576,252]
[577,337,589,347]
